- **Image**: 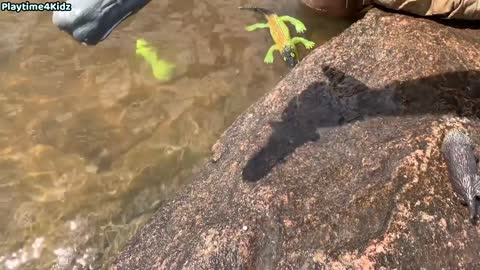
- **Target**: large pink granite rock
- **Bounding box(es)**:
[113,8,480,270]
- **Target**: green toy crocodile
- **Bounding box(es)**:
[239,6,315,68]
[135,39,175,81]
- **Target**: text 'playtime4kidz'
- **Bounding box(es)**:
[0,1,71,12]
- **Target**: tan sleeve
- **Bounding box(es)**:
[373,0,480,20]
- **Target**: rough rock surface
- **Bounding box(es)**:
[113,8,480,270]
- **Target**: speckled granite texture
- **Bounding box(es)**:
[113,8,480,270]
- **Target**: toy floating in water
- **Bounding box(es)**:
[239,6,315,68]
[135,39,175,82]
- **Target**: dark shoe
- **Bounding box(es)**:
[52,0,151,45]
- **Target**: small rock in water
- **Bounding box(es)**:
[32,237,45,258]
[53,247,75,268]
[85,164,98,174]
[19,251,27,264]
[70,221,78,231]
[4,258,20,269]
[55,112,73,122]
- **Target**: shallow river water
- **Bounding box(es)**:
[0,0,353,269]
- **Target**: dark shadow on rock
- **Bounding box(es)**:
[243,66,480,182]
[372,5,480,29]
[437,19,480,30]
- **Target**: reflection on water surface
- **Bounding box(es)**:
[0,0,353,269]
